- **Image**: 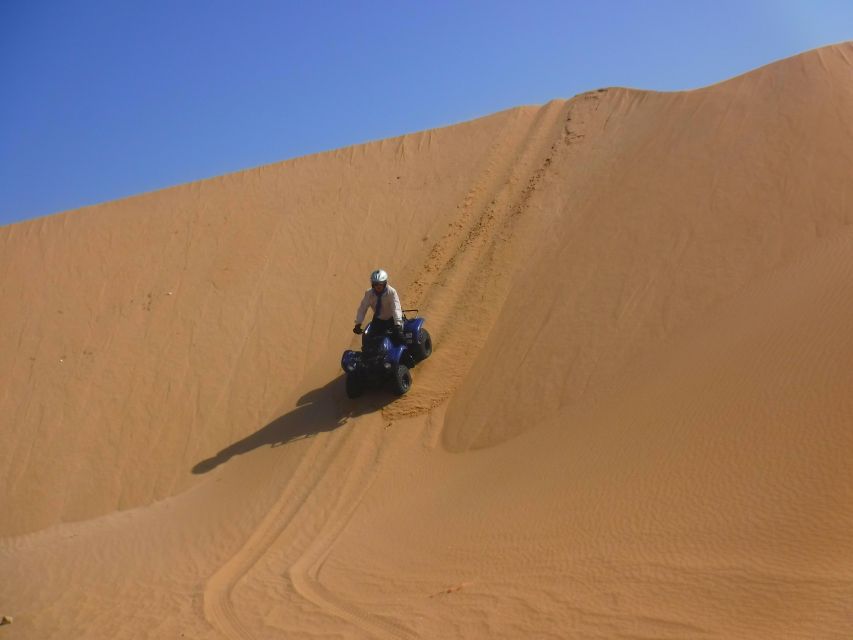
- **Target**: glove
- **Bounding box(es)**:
[353,323,363,335]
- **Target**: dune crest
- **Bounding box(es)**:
[2,42,852,638]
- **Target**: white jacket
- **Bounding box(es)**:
[355,285,403,326]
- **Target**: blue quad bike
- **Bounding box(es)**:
[341,310,433,398]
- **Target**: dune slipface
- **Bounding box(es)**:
[1,43,852,639]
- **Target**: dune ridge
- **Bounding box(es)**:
[1,42,852,638]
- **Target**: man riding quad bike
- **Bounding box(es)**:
[342,269,432,397]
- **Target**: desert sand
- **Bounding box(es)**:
[2,43,852,638]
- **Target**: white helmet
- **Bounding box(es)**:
[370,269,388,285]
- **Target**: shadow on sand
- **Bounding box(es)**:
[191,375,392,474]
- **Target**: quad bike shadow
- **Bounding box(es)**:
[191,375,392,474]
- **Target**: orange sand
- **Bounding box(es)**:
[2,43,852,638]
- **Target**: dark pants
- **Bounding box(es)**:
[369,317,402,343]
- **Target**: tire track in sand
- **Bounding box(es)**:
[384,99,577,421]
[202,429,351,639]
[203,415,412,639]
[286,421,415,639]
[203,96,602,638]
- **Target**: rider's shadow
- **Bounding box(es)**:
[191,376,390,474]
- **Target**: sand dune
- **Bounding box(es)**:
[2,43,852,638]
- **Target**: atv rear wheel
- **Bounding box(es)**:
[345,373,364,398]
[391,364,412,396]
[413,328,432,361]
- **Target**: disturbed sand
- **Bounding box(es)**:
[2,43,853,638]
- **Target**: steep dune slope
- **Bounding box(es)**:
[2,43,852,639]
[325,226,853,638]
[0,105,548,535]
[444,43,853,451]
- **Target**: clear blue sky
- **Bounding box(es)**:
[1,1,851,226]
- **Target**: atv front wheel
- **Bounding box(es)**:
[391,364,412,396]
[345,373,364,398]
[401,351,416,369]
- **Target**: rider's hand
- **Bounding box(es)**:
[353,323,363,335]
